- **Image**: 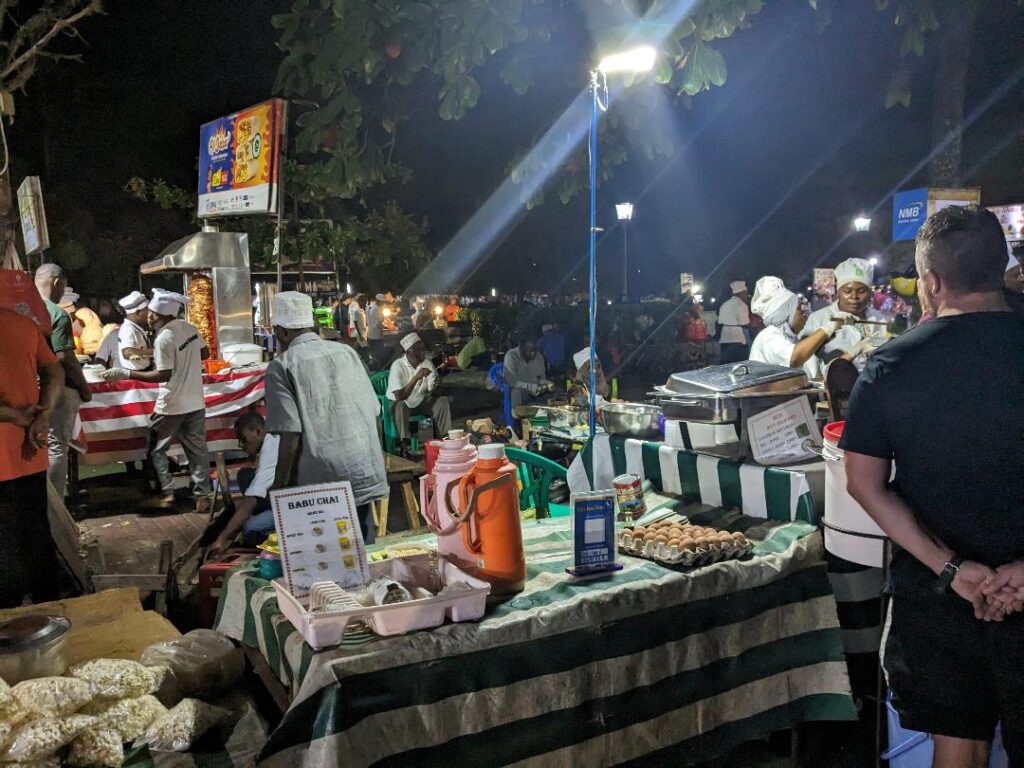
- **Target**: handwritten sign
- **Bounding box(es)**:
[746,397,822,465]
[270,481,369,597]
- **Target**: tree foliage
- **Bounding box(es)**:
[0,0,102,93]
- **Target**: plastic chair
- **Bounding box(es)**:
[488,362,513,427]
[505,446,570,518]
[369,370,428,453]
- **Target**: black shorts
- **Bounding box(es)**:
[885,595,1024,760]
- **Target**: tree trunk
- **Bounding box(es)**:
[928,0,977,187]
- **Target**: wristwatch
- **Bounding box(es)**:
[934,555,965,595]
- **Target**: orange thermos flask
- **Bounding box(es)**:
[457,444,527,596]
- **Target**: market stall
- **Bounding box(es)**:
[76,366,266,465]
[214,469,856,766]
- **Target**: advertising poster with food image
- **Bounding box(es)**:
[812,268,836,301]
[197,98,284,218]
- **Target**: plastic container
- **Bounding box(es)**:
[220,343,264,367]
[0,615,71,683]
[420,432,478,571]
[257,552,283,580]
[273,553,491,650]
[883,694,1008,768]
[197,550,259,627]
[822,420,887,567]
[458,443,526,596]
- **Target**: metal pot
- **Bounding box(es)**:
[663,361,807,396]
[542,406,587,430]
[0,615,71,683]
[600,403,662,437]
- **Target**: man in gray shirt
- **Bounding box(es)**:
[503,335,551,407]
[265,291,388,543]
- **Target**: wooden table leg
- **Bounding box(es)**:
[402,481,421,530]
[372,494,390,539]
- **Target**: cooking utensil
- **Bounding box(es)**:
[663,361,807,396]
[541,406,587,430]
[600,403,662,437]
[831,316,889,326]
[0,614,71,683]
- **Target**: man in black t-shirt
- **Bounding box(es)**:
[842,206,1024,767]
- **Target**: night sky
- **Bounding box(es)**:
[12,0,1024,297]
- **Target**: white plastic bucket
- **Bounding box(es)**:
[822,423,887,567]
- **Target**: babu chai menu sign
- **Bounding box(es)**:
[197,98,285,218]
[270,481,370,597]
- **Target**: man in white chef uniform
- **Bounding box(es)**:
[100,289,212,510]
[387,332,452,454]
[96,291,154,370]
[800,257,887,371]
[717,280,751,363]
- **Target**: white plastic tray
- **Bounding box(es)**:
[273,553,491,650]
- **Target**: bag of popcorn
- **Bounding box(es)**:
[12,677,94,717]
[3,714,97,762]
[67,658,162,700]
[133,698,228,752]
[67,727,124,768]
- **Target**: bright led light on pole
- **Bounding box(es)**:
[853,215,871,232]
[598,45,656,74]
[616,203,634,221]
[869,256,879,266]
[491,287,497,297]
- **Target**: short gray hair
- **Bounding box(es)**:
[34,263,66,281]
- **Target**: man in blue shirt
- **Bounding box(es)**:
[537,323,567,376]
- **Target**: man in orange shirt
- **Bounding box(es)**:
[444,295,460,324]
[0,308,66,607]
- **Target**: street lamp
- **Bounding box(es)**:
[586,45,655,436]
[853,215,872,232]
[616,202,634,300]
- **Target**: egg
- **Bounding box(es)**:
[643,532,658,544]
[633,526,647,537]
[716,532,734,543]
[678,537,696,551]
[731,532,747,543]
[694,536,709,549]
[667,537,681,547]
[654,534,669,544]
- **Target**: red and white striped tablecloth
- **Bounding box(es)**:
[77,365,267,465]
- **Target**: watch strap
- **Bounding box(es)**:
[934,555,965,594]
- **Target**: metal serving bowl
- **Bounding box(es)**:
[600,402,663,438]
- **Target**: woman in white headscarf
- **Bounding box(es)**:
[749,276,842,379]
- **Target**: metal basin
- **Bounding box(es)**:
[542,406,587,430]
[600,402,663,437]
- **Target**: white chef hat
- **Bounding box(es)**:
[834,258,873,289]
[271,291,314,329]
[573,347,591,369]
[59,287,80,309]
[751,276,798,328]
[400,332,422,351]
[118,290,148,313]
[149,288,188,317]
[1007,244,1019,272]
[730,280,747,294]
[541,323,554,332]
[375,293,386,302]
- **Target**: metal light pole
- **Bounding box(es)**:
[616,202,634,300]
[586,46,655,440]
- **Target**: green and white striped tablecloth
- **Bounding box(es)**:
[215,513,855,767]
[571,436,816,524]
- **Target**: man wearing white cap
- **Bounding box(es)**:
[749,276,848,378]
[97,291,153,370]
[264,291,386,543]
[386,332,452,454]
[800,257,886,370]
[366,293,386,367]
[100,289,211,509]
[717,280,751,363]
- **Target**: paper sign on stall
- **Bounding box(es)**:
[270,481,369,597]
[746,398,822,465]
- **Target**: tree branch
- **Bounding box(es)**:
[1,0,99,85]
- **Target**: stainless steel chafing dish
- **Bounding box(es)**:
[651,361,823,461]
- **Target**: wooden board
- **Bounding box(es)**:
[0,589,180,664]
[82,511,208,576]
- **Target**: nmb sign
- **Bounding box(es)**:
[891,187,981,242]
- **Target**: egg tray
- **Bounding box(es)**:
[617,529,754,567]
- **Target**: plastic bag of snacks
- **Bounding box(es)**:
[0,710,31,753]
[67,727,124,768]
[0,674,13,715]
[12,676,94,717]
[67,658,164,701]
[140,630,243,700]
[80,694,167,742]
[3,714,97,762]
[133,698,229,752]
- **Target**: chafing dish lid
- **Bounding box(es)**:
[664,361,807,395]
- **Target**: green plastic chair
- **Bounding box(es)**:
[369,370,428,454]
[504,446,571,519]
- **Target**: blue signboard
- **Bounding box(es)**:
[892,188,928,242]
[567,491,621,577]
